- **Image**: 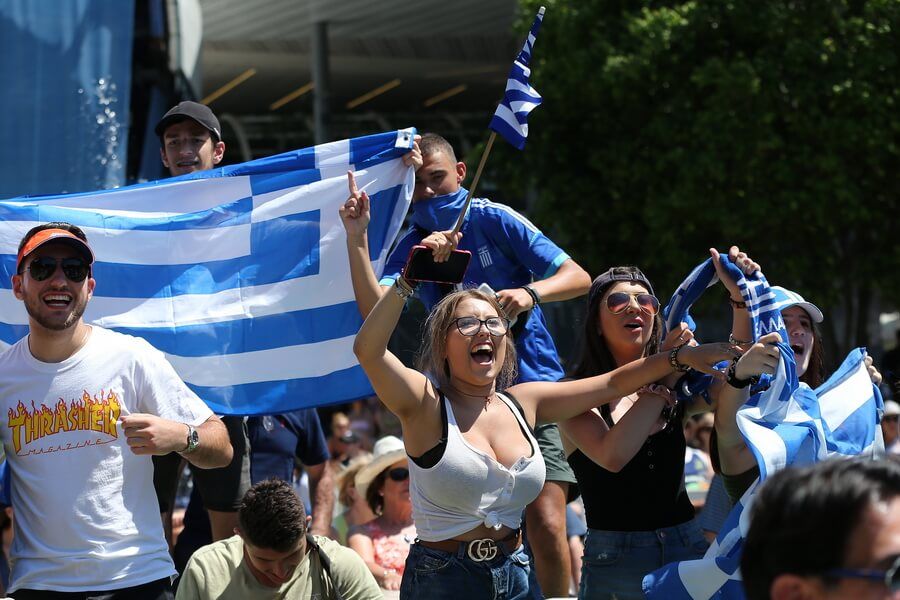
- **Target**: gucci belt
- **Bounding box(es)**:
[418,529,522,562]
[466,538,501,562]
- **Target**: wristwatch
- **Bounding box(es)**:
[182,424,200,454]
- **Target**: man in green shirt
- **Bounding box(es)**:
[177,479,381,599]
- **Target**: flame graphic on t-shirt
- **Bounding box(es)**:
[6,390,121,455]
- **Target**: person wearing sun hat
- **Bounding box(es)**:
[348,436,416,591]
[0,221,232,597]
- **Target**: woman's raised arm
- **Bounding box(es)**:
[512,342,739,425]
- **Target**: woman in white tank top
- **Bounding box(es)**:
[352,278,737,600]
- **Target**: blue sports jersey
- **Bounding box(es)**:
[379,189,569,383]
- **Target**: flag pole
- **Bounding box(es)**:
[450,131,497,236]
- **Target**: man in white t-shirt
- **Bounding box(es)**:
[0,222,233,598]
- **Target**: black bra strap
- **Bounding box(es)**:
[408,392,449,469]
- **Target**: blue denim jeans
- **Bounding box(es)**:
[579,520,708,600]
[400,542,532,600]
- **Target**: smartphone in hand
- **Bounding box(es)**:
[402,245,471,284]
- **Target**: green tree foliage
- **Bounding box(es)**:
[497,0,900,358]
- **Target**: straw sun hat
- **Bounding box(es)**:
[354,435,407,498]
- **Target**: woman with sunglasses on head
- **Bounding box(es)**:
[559,253,757,600]
[348,436,415,591]
[710,250,883,504]
[350,268,735,600]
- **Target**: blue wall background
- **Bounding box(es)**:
[0,1,135,198]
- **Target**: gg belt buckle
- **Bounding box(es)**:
[466,538,499,562]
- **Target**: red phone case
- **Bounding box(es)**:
[402,245,472,284]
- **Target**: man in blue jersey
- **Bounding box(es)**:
[340,133,591,597]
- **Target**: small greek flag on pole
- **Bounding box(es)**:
[488,6,545,150]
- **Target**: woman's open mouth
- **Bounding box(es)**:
[624,316,644,331]
[471,343,494,365]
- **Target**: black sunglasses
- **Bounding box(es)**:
[451,316,510,337]
[27,257,90,283]
[387,467,409,482]
[605,291,660,316]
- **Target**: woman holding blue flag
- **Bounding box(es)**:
[348,266,736,598]
[559,249,758,600]
[710,252,883,504]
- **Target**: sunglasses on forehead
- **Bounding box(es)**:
[26,257,90,283]
[605,291,660,316]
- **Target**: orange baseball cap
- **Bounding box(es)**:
[16,228,95,272]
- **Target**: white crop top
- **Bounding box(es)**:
[408,392,546,542]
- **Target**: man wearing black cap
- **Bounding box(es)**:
[155,101,225,176]
[0,222,232,597]
[152,101,253,548]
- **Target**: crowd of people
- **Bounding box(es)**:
[0,100,897,600]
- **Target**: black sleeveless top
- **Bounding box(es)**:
[567,401,694,531]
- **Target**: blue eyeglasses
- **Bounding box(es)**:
[824,554,900,592]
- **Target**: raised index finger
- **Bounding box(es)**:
[347,170,359,196]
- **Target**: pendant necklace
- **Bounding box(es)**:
[449,385,496,410]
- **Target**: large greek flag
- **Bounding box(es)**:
[643,256,883,599]
[0,129,417,415]
[488,6,545,149]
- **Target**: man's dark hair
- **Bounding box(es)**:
[17,222,89,274]
[742,457,900,600]
[419,133,457,163]
[238,479,307,552]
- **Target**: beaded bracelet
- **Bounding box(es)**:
[728,333,753,346]
[669,341,690,372]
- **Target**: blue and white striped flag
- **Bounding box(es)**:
[662,258,722,404]
[0,129,417,415]
[644,256,883,599]
[488,6,545,149]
